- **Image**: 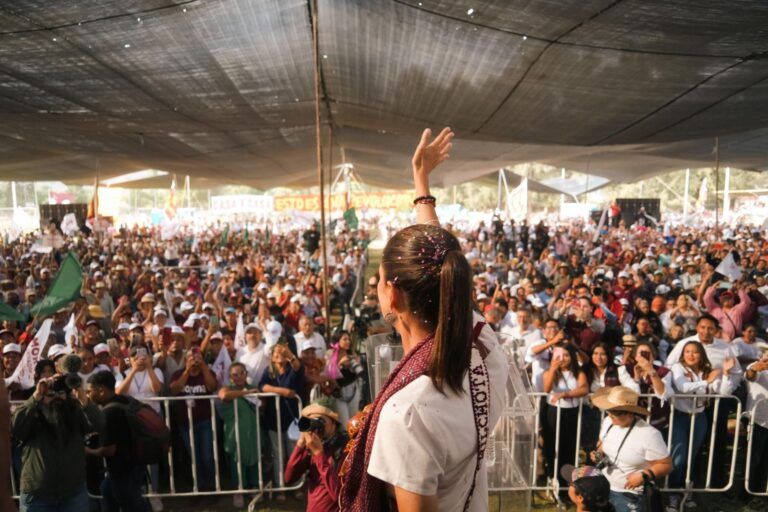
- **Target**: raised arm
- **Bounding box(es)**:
[412,127,454,226]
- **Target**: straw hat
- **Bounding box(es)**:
[301,399,339,423]
[590,386,649,416]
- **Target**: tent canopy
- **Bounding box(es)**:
[1,0,767,189]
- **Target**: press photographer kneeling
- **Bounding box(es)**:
[284,399,348,512]
[591,386,672,512]
[11,355,99,512]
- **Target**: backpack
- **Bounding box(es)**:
[106,397,170,465]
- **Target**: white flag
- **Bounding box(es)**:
[211,344,232,386]
[64,313,79,348]
[715,252,742,281]
[234,313,246,350]
[60,213,80,236]
[5,319,53,389]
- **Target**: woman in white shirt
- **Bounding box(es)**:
[581,342,636,454]
[591,386,672,512]
[543,344,588,488]
[339,128,509,512]
[668,341,733,509]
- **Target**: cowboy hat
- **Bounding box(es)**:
[301,400,339,423]
[590,386,649,416]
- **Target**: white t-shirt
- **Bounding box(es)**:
[599,416,669,494]
[524,339,552,392]
[731,338,763,363]
[367,316,509,511]
[121,368,164,413]
[236,343,271,386]
[746,363,768,428]
[294,331,326,359]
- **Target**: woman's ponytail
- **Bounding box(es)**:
[429,249,473,394]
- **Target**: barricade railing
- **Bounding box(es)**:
[488,391,744,498]
[8,393,303,501]
[745,397,768,496]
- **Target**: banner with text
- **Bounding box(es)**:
[273,192,413,212]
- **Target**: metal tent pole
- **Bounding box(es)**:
[723,166,731,221]
[311,0,331,327]
[683,168,690,220]
[714,137,720,237]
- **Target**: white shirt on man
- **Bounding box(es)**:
[236,343,271,386]
[294,331,326,359]
[599,416,669,494]
[746,362,768,428]
[367,314,509,512]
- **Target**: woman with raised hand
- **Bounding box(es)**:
[339,128,510,511]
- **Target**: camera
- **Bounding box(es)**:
[349,357,365,376]
[591,450,612,470]
[50,373,82,394]
[298,417,325,434]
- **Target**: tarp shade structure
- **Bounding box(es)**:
[1,0,767,189]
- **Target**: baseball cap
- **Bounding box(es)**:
[245,322,262,333]
[48,344,72,360]
[2,343,21,355]
[116,322,131,332]
[93,343,110,356]
[560,465,611,509]
[202,302,214,310]
[264,320,282,347]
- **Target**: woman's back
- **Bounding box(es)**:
[367,320,507,511]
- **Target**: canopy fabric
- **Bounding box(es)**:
[1,1,767,189]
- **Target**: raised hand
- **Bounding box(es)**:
[412,127,454,180]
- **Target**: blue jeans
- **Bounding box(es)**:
[669,409,708,488]
[610,490,644,512]
[20,485,89,512]
[179,419,214,491]
[101,466,148,512]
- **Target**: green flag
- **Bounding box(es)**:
[343,207,359,230]
[243,225,249,243]
[31,252,83,317]
[219,224,229,247]
[0,301,24,322]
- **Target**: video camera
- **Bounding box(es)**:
[51,354,83,394]
[298,416,325,434]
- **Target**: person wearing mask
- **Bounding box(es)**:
[259,343,305,502]
[667,341,734,511]
[284,399,348,512]
[591,386,672,512]
[86,370,148,512]
[664,313,741,489]
[218,362,261,509]
[543,344,588,489]
[169,347,218,491]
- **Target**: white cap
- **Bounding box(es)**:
[171,326,185,336]
[618,271,630,278]
[48,345,72,359]
[257,283,269,291]
[619,298,630,306]
[476,293,489,300]
[300,337,325,353]
[202,302,214,310]
[290,295,301,303]
[117,322,131,331]
[93,343,110,356]
[179,301,194,312]
[154,308,168,317]
[655,285,671,295]
[264,320,282,347]
[129,322,142,331]
[210,331,223,341]
[266,292,276,299]
[284,284,295,292]
[2,343,21,355]
[245,322,262,333]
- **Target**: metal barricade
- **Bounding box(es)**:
[745,397,768,496]
[7,393,303,501]
[488,392,743,498]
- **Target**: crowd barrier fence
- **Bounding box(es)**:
[8,393,304,502]
[744,397,768,496]
[7,389,767,503]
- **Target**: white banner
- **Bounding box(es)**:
[211,194,274,213]
[5,319,53,389]
[506,178,528,222]
[211,344,232,386]
[715,252,742,281]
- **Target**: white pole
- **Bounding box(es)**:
[559,167,565,216]
[185,175,191,209]
[497,170,503,212]
[11,181,17,210]
[723,166,731,220]
[683,168,690,220]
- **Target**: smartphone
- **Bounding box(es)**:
[162,327,172,346]
[136,347,148,358]
[718,282,733,290]
[211,314,219,327]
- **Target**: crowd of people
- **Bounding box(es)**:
[475,217,768,511]
[1,132,768,512]
[2,221,372,511]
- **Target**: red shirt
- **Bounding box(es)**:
[285,444,342,512]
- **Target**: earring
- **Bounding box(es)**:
[384,312,397,324]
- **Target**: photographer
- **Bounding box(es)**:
[324,330,363,426]
[11,370,94,511]
[86,370,148,512]
[284,399,348,512]
[591,386,672,512]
